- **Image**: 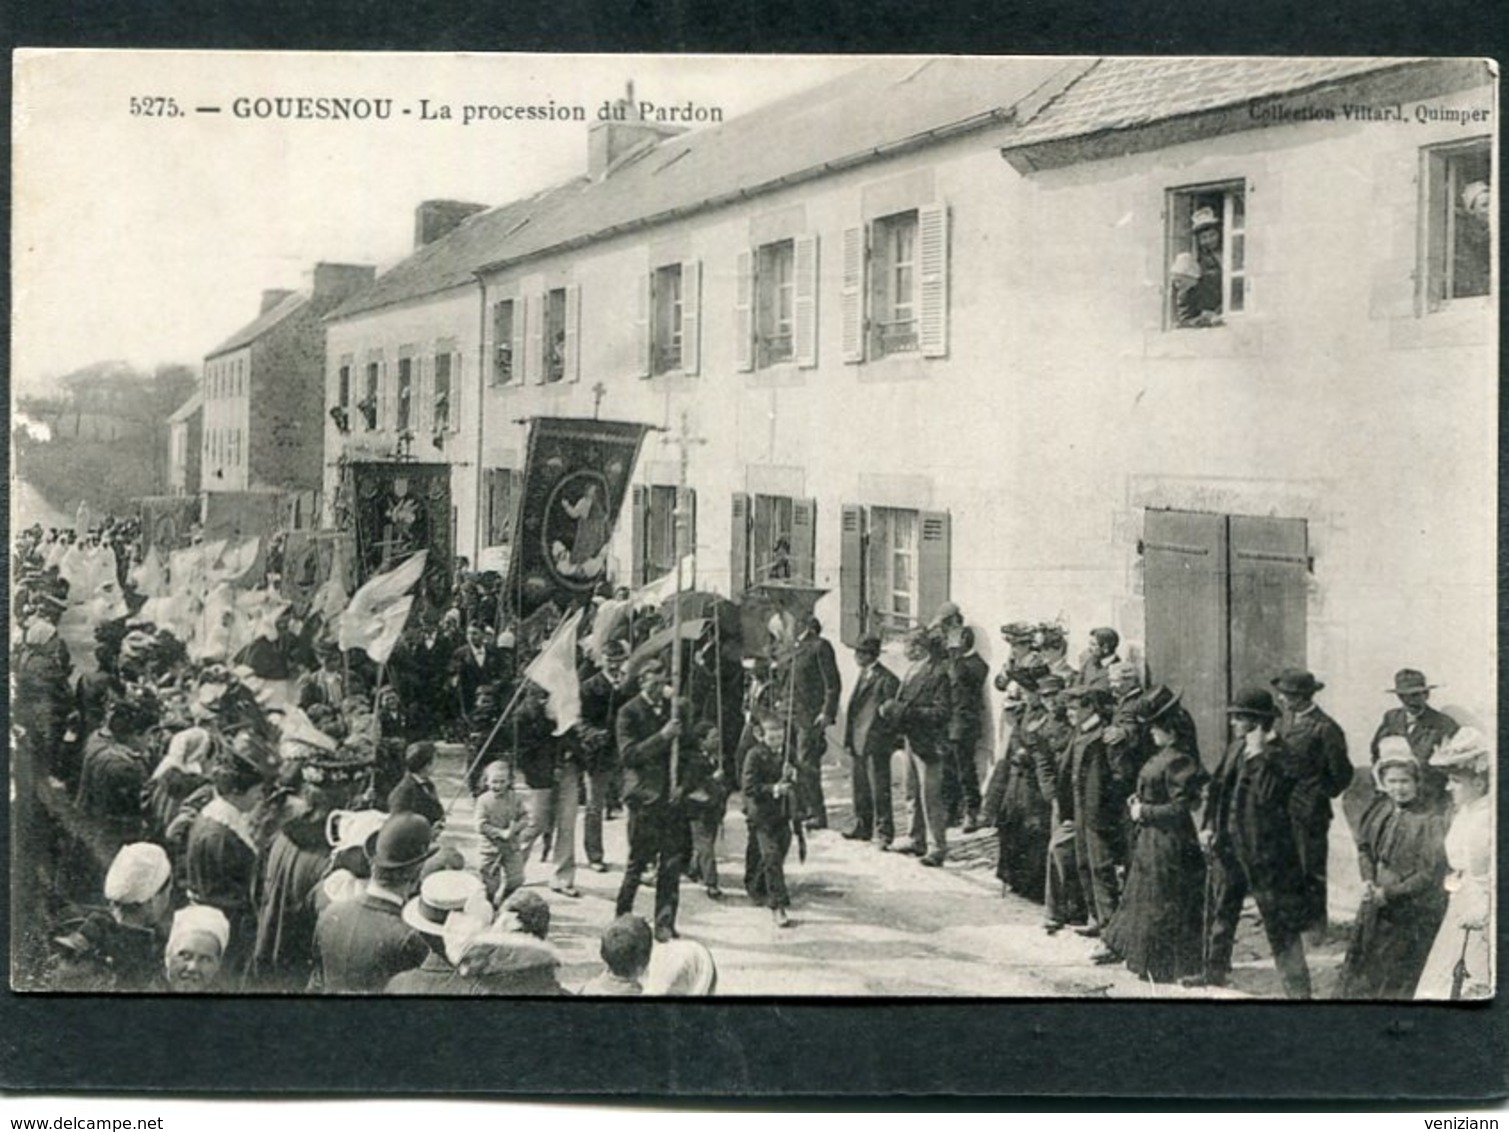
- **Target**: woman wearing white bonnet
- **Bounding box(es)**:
[1414,727,1494,999]
[164,905,231,993]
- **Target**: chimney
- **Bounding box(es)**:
[260,289,296,315]
[414,200,487,249]
[588,80,687,180]
[310,262,377,309]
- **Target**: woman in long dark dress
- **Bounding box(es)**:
[1335,739,1448,999]
[987,675,1048,902]
[1097,698,1207,982]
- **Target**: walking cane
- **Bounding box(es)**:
[1450,924,1476,1001]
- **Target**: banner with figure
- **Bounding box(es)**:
[347,461,452,612]
[138,495,200,557]
[505,417,648,621]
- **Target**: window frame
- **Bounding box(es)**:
[1164,178,1249,330]
[1420,136,1492,311]
[755,239,796,369]
[651,263,684,375]
[543,287,568,384]
[870,210,920,357]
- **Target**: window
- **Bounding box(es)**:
[631,484,697,586]
[651,264,683,373]
[870,210,919,356]
[396,356,414,431]
[755,240,795,367]
[337,361,351,409]
[361,360,380,430]
[543,287,567,383]
[485,468,522,546]
[1423,139,1491,308]
[433,351,453,432]
[842,205,948,363]
[730,493,816,592]
[1166,181,1247,329]
[492,300,515,385]
[838,504,951,645]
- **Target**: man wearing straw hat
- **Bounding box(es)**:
[1370,668,1458,813]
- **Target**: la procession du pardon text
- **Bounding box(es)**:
[228,96,725,125]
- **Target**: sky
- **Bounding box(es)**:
[11,50,856,399]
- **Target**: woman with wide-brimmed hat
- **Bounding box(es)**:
[1415,728,1494,1000]
[1096,686,1207,982]
[1334,738,1448,999]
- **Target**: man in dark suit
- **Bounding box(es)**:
[1369,668,1458,813]
[577,639,637,871]
[946,626,990,831]
[1187,688,1315,997]
[881,629,954,867]
[1063,685,1125,937]
[613,659,691,941]
[781,616,842,830]
[450,622,502,716]
[842,635,900,846]
[1271,667,1353,935]
[312,812,434,993]
[1077,627,1121,693]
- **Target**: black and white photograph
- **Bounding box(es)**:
[9,50,1498,1006]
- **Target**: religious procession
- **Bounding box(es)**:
[9,472,1493,1000]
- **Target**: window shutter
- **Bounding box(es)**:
[734,251,754,372]
[1228,515,1308,715]
[448,354,462,433]
[749,494,771,583]
[525,293,543,385]
[916,510,951,630]
[564,283,582,382]
[681,488,698,564]
[841,224,866,363]
[378,360,391,430]
[681,259,701,375]
[510,301,527,387]
[419,357,435,435]
[487,305,500,387]
[632,274,650,379]
[839,504,865,647]
[729,492,750,595]
[1424,153,1450,310]
[918,204,949,358]
[792,497,817,585]
[794,234,818,368]
[630,485,648,587]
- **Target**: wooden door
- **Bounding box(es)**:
[1228,515,1308,700]
[1143,509,1229,769]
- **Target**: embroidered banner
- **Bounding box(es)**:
[347,461,453,610]
[505,417,648,620]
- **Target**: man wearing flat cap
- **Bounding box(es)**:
[880,629,954,866]
[312,812,434,992]
[1271,667,1354,936]
[782,616,842,830]
[1370,668,1458,813]
[1189,688,1315,997]
[577,638,638,871]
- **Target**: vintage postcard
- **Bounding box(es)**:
[9,50,1498,1004]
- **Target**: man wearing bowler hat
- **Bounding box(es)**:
[1370,668,1458,813]
[1271,667,1353,937]
[311,811,434,992]
[1187,687,1314,997]
[1063,684,1125,937]
[842,635,900,847]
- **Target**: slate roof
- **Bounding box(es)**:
[1003,56,1417,150]
[327,56,1083,320]
[205,291,309,358]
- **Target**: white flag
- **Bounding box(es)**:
[337,550,428,664]
[524,608,584,736]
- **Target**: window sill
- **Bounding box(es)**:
[855,352,934,384]
[745,362,808,389]
[1143,317,1264,360]
[1386,298,1493,351]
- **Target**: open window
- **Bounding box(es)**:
[736,237,817,371]
[396,354,414,432]
[730,492,816,592]
[630,484,698,586]
[838,504,951,645]
[1166,180,1247,329]
[1422,138,1491,309]
[484,467,523,548]
[841,204,948,363]
[491,300,516,385]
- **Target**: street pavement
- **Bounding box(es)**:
[431,745,1346,998]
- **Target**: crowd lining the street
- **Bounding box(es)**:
[10,520,1494,999]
